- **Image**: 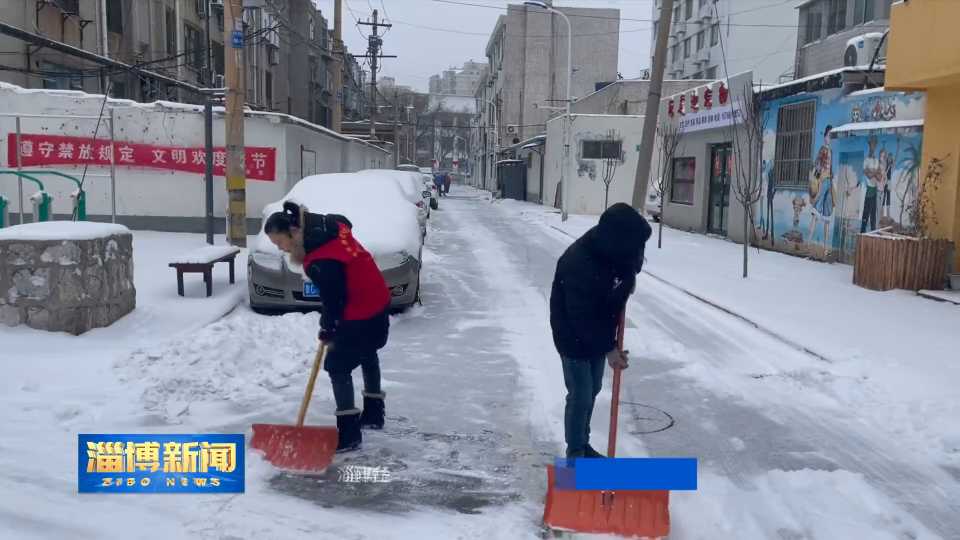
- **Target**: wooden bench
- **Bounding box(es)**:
[169,245,242,297]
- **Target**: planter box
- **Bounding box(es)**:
[853,232,953,292]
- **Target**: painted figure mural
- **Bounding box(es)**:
[757,88,925,263]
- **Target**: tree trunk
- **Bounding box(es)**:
[742,202,749,278]
[657,200,664,249]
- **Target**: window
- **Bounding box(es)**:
[710,23,719,46]
[684,0,693,20]
[671,44,678,62]
[698,0,707,8]
[216,10,225,32]
[705,66,717,79]
[53,0,80,14]
[581,140,623,160]
[880,0,894,19]
[772,100,817,188]
[827,0,847,36]
[674,6,682,25]
[184,24,204,72]
[265,71,273,105]
[670,157,696,205]
[804,5,823,44]
[696,30,705,51]
[105,0,123,34]
[854,0,876,25]
[165,8,176,56]
[41,61,84,91]
[683,38,691,58]
[111,81,126,99]
[692,71,704,80]
[212,42,225,77]
[653,21,659,41]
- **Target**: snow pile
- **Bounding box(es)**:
[0,220,130,241]
[121,308,322,423]
[170,245,241,264]
[253,173,422,265]
[673,469,941,539]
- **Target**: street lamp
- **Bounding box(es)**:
[525,0,572,221]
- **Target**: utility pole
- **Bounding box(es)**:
[98,0,109,93]
[224,0,246,247]
[631,0,675,211]
[358,11,394,141]
[332,0,343,133]
[203,0,215,245]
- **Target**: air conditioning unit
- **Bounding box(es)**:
[214,74,226,88]
[506,125,519,135]
[210,0,224,8]
[843,33,885,68]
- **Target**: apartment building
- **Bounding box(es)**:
[653,0,797,85]
[428,60,489,96]
[0,0,366,128]
[793,0,895,79]
[475,3,619,186]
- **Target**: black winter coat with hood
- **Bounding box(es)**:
[549,203,652,361]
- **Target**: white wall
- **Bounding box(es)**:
[0,84,390,230]
[544,114,645,216]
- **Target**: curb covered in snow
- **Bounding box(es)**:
[548,225,830,363]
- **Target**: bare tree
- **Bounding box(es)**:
[653,122,685,249]
[726,82,768,278]
[600,129,626,210]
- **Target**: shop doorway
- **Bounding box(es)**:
[708,143,732,235]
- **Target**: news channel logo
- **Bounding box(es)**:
[78,434,245,493]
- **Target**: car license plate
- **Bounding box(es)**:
[302,282,319,297]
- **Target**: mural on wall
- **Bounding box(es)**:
[756,88,925,263]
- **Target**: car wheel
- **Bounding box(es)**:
[250,304,277,316]
[653,215,661,223]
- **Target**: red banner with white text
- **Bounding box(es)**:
[6,133,276,182]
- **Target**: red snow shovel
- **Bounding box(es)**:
[543,311,671,539]
[250,341,339,472]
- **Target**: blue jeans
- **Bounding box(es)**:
[562,357,605,457]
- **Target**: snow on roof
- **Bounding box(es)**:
[0,221,130,241]
[831,119,924,133]
[847,86,888,97]
[758,66,886,94]
[255,173,422,267]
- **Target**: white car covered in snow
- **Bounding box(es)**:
[248,172,424,313]
[359,169,432,228]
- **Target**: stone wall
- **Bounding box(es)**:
[0,233,136,335]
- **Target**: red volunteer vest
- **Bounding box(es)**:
[302,222,391,321]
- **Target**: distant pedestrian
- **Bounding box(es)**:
[433,173,446,197]
[443,173,452,194]
[550,203,651,459]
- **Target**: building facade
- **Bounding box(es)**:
[571,78,706,116]
[476,3,620,190]
[794,0,895,79]
[0,0,366,129]
[654,0,797,85]
[428,60,489,97]
[885,0,960,273]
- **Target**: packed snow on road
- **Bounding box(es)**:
[2,185,958,540]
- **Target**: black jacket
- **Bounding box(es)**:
[302,212,389,351]
[550,203,652,361]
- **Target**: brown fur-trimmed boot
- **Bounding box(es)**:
[359,391,386,430]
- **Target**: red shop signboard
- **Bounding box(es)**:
[6,133,277,182]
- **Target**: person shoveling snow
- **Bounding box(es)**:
[549,202,652,459]
[265,201,391,453]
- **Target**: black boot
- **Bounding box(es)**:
[335,408,362,453]
[359,391,386,430]
[583,444,606,458]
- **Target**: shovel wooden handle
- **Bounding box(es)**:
[296,341,327,427]
[607,310,626,458]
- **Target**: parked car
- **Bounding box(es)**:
[359,169,431,229]
[421,174,438,210]
[396,164,420,174]
[248,173,424,314]
[646,191,662,222]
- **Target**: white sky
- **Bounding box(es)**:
[312,0,656,92]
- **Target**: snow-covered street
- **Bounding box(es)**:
[2,184,959,539]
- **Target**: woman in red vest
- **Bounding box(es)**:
[264,201,391,453]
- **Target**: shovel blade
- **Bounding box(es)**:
[543,465,671,539]
[250,423,339,472]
